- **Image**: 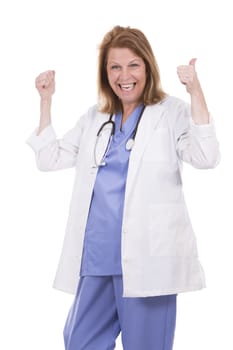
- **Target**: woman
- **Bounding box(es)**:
[27,26,220,350]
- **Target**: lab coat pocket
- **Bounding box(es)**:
[143,128,172,163]
[148,203,196,257]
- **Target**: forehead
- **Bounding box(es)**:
[107,47,142,63]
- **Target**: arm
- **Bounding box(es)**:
[27,120,85,171]
[27,70,84,171]
[175,60,220,168]
[177,58,209,125]
[35,70,55,134]
[174,101,220,169]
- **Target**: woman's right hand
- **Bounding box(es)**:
[35,70,55,100]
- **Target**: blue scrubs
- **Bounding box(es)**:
[80,105,144,275]
[64,276,176,350]
[64,106,177,350]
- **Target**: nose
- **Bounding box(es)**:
[119,67,131,81]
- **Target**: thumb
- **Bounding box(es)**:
[189,58,197,67]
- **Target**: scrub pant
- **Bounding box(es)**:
[63,275,176,350]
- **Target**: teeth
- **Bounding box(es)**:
[120,83,135,90]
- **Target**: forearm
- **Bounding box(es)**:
[177,59,210,125]
[37,98,52,135]
[190,84,210,125]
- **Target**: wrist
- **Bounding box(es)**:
[40,97,52,104]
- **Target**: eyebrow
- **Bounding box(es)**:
[108,58,142,64]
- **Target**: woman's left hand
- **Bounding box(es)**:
[178,58,210,124]
[177,58,201,95]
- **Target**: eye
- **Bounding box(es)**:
[129,63,139,68]
[111,65,120,70]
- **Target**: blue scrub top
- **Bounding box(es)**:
[80,105,143,276]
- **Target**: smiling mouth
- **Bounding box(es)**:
[119,83,136,91]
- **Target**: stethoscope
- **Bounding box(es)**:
[93,105,146,167]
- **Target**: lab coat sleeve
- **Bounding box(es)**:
[174,101,221,169]
[26,114,86,171]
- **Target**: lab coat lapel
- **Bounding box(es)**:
[124,103,166,203]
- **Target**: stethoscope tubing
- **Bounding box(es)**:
[97,119,115,137]
[94,105,146,167]
[99,104,145,141]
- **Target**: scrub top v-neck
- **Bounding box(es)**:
[80,104,144,276]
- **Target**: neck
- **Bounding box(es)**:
[122,103,141,124]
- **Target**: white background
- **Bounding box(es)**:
[0,0,232,349]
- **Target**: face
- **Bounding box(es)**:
[106,47,146,109]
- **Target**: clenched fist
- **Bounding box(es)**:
[35,70,55,99]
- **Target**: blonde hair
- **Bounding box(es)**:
[97,25,167,114]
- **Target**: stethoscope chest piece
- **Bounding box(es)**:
[125,138,135,151]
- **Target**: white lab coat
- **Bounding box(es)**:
[27,95,220,297]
